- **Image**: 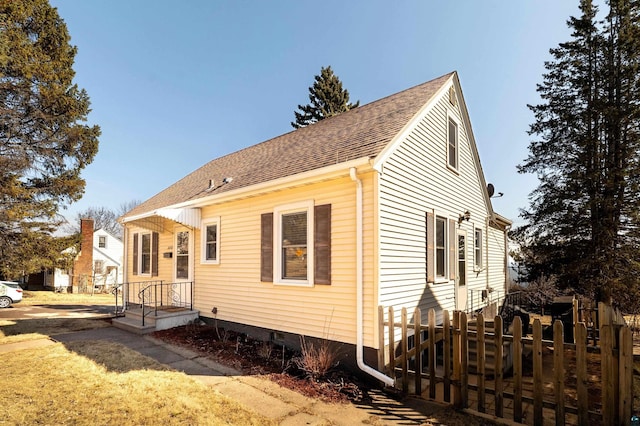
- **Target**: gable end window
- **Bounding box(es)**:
[447,117,459,170]
[132,231,159,276]
[98,236,106,248]
[201,217,220,264]
[261,202,331,286]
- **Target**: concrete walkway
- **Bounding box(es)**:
[3,326,467,425]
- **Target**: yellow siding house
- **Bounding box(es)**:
[119,72,511,383]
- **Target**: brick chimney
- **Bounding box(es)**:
[73,218,94,292]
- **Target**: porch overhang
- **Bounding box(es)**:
[122,207,201,232]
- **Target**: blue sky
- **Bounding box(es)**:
[51,0,587,227]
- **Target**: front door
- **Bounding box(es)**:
[456,231,468,312]
[173,229,192,307]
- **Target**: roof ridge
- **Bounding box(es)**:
[123,72,455,218]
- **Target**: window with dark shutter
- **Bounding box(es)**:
[426,212,434,283]
[133,233,139,275]
[261,213,273,282]
[314,204,331,285]
[152,232,159,277]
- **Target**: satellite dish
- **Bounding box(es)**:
[487,183,495,198]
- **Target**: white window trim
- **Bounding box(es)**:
[434,213,449,283]
[98,235,107,249]
[474,226,484,271]
[201,217,221,265]
[174,227,191,281]
[457,229,467,286]
[273,200,314,287]
[138,231,152,277]
[446,113,460,173]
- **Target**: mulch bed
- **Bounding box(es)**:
[152,323,368,403]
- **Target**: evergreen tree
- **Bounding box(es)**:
[517,0,640,307]
[291,66,359,129]
[0,0,100,279]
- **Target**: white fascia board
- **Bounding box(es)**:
[372,74,455,172]
[122,156,372,223]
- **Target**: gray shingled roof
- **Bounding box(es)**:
[124,72,454,218]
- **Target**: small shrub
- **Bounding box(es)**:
[293,337,338,381]
[257,341,273,360]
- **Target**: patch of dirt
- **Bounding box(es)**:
[152,323,369,404]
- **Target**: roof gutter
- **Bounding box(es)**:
[350,167,395,387]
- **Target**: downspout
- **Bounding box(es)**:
[350,167,395,387]
[504,224,511,293]
[122,225,128,311]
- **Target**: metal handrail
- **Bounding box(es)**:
[499,291,523,333]
[137,281,194,326]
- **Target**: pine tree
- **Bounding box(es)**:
[516,0,640,307]
[0,0,100,279]
[291,66,359,129]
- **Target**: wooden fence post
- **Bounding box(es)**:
[401,307,408,394]
[477,313,485,413]
[513,316,523,423]
[453,311,461,408]
[576,322,589,426]
[533,319,543,426]
[494,315,503,418]
[388,306,395,378]
[414,307,422,396]
[461,311,468,408]
[443,310,451,403]
[428,308,436,399]
[572,298,579,344]
[553,320,565,426]
[601,325,614,426]
[619,326,633,426]
[378,305,385,372]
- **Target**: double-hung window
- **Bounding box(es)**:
[94,260,104,275]
[140,233,152,274]
[261,201,331,286]
[201,217,220,264]
[426,212,456,284]
[132,231,158,276]
[273,201,313,286]
[447,117,459,170]
[435,216,447,279]
[474,228,483,270]
[98,236,106,248]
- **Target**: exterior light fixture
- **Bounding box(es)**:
[458,210,471,224]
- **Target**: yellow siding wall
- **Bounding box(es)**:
[192,171,376,346]
[125,221,175,284]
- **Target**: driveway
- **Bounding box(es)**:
[0,303,114,320]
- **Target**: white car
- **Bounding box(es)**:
[0,281,23,308]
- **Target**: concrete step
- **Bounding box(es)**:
[112,316,156,335]
[112,307,200,334]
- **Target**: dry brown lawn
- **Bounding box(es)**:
[0,317,111,344]
[20,290,115,305]
[1,290,114,344]
[0,290,273,425]
[0,341,272,425]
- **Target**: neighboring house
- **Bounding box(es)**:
[120,72,511,379]
[91,227,124,288]
[34,219,124,291]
